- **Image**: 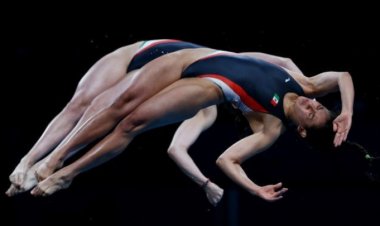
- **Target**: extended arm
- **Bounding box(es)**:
[167,105,223,206]
[240,52,303,73]
[308,71,354,146]
[216,114,288,201]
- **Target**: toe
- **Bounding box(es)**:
[6,184,22,197]
[31,186,41,196]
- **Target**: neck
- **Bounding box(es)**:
[283,92,298,120]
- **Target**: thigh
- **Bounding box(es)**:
[120,78,224,133]
[90,70,140,107]
[73,41,142,100]
[112,52,186,111]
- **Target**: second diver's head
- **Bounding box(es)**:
[290,96,332,132]
[290,96,337,149]
[285,95,335,146]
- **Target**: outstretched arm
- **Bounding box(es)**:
[308,71,354,146]
[216,114,288,202]
[240,52,303,73]
[167,105,223,206]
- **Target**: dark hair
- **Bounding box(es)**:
[302,114,379,183]
[303,112,337,151]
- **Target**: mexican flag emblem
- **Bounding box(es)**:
[270,94,279,107]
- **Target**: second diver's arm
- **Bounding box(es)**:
[167,106,224,206]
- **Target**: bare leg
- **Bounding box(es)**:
[8,42,142,188]
[7,73,140,195]
[34,52,188,181]
[35,70,140,181]
[31,78,224,196]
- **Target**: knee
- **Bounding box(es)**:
[65,92,92,115]
[114,112,147,137]
[111,89,139,110]
[88,95,112,113]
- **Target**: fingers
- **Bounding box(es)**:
[343,131,348,141]
[267,187,288,202]
[334,130,347,147]
[207,187,224,207]
[334,134,343,147]
[333,124,348,147]
[274,187,288,197]
[211,196,222,207]
[334,133,342,147]
[332,113,352,147]
[268,183,288,201]
[267,195,284,202]
[272,196,283,201]
[273,182,282,189]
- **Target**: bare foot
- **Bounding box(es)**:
[31,171,72,196]
[9,158,32,187]
[35,160,62,182]
[5,184,21,197]
[6,161,42,197]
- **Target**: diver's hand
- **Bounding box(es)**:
[333,111,352,147]
[204,181,224,206]
[256,182,288,202]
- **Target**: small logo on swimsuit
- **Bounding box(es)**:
[285,78,291,83]
[271,94,279,107]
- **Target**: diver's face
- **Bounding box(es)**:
[293,96,330,128]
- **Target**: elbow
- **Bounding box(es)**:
[337,71,351,78]
[216,156,224,167]
[167,145,183,159]
[167,146,176,159]
[342,71,351,77]
[282,57,293,67]
[216,155,239,169]
[338,71,352,83]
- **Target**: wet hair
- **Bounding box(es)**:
[302,111,337,151]
[302,113,379,183]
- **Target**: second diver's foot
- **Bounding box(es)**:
[9,158,32,188]
[35,160,61,182]
[31,172,72,196]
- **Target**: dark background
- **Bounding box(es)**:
[2,28,380,226]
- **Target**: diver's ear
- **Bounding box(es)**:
[297,126,307,138]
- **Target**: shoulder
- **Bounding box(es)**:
[283,69,314,96]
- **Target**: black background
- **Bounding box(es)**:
[2,27,380,226]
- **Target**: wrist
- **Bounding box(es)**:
[342,109,353,115]
[201,178,210,190]
[249,185,262,196]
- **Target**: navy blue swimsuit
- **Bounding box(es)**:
[182,54,305,122]
[127,40,203,73]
